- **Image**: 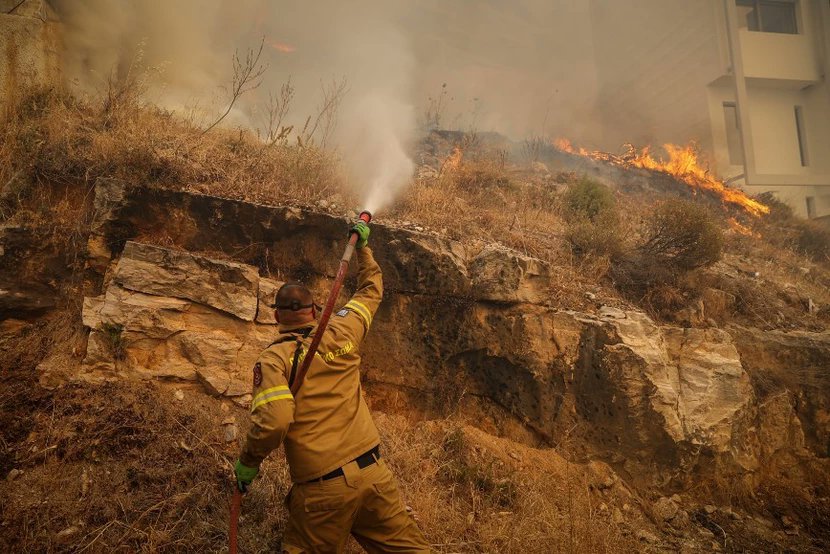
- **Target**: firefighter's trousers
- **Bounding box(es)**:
[281,457,430,553]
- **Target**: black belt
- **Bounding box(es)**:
[310,445,381,482]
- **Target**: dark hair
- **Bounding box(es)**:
[272,282,314,311]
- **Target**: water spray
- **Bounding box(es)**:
[229,210,373,553]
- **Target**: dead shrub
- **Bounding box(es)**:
[638,199,723,271]
[612,200,722,312]
[0,84,345,226]
[565,211,624,258]
[753,192,829,265]
[453,159,513,194]
[795,221,830,264]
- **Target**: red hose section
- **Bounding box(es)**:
[290,234,356,395]
[290,211,370,395]
[229,489,241,554]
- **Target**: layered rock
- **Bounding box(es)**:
[75,241,278,404]
[114,242,259,321]
[60,181,830,489]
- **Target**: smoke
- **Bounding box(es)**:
[52,0,603,211]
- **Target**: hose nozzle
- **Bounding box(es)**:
[358,210,372,224]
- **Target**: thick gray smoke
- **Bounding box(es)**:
[53,0,601,211]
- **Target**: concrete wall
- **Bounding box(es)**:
[0,0,61,110]
[747,86,814,176]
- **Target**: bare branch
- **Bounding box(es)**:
[201,39,268,136]
[300,77,348,148]
[264,77,294,144]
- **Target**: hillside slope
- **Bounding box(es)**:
[2,87,830,552]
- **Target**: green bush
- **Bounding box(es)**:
[563,178,623,257]
[100,322,127,360]
[438,427,517,508]
[566,210,624,258]
[611,200,723,312]
[563,177,616,222]
[638,199,723,271]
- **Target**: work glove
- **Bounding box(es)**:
[350,221,370,249]
[234,459,259,493]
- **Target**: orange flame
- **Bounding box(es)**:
[728,217,757,237]
[553,138,589,156]
[268,40,296,53]
[440,146,464,174]
[553,139,769,217]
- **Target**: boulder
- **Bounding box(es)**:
[574,310,752,471]
[381,235,470,296]
[599,305,626,319]
[661,327,751,450]
[114,241,259,321]
[469,245,551,304]
[730,326,830,458]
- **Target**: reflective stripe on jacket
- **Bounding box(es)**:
[240,247,383,483]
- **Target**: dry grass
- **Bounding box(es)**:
[0,316,641,553]
[0,389,643,554]
[389,157,568,262]
[377,415,641,553]
[0,85,346,222]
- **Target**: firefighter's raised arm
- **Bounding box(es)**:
[331,222,382,345]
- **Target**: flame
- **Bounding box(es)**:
[728,217,757,237]
[440,146,463,174]
[268,40,296,53]
[553,138,589,156]
[553,139,769,217]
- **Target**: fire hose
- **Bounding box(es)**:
[229,210,373,553]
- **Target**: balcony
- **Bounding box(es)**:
[739,28,821,85]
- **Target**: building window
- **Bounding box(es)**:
[794,105,809,167]
[806,196,816,219]
[723,103,744,165]
[736,0,799,34]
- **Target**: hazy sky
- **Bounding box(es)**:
[54,0,601,142]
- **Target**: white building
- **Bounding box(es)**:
[590,0,830,219]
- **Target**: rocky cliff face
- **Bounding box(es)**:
[26,178,826,492]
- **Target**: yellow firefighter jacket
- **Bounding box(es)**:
[240,247,382,483]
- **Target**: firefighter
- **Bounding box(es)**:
[234,221,431,554]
